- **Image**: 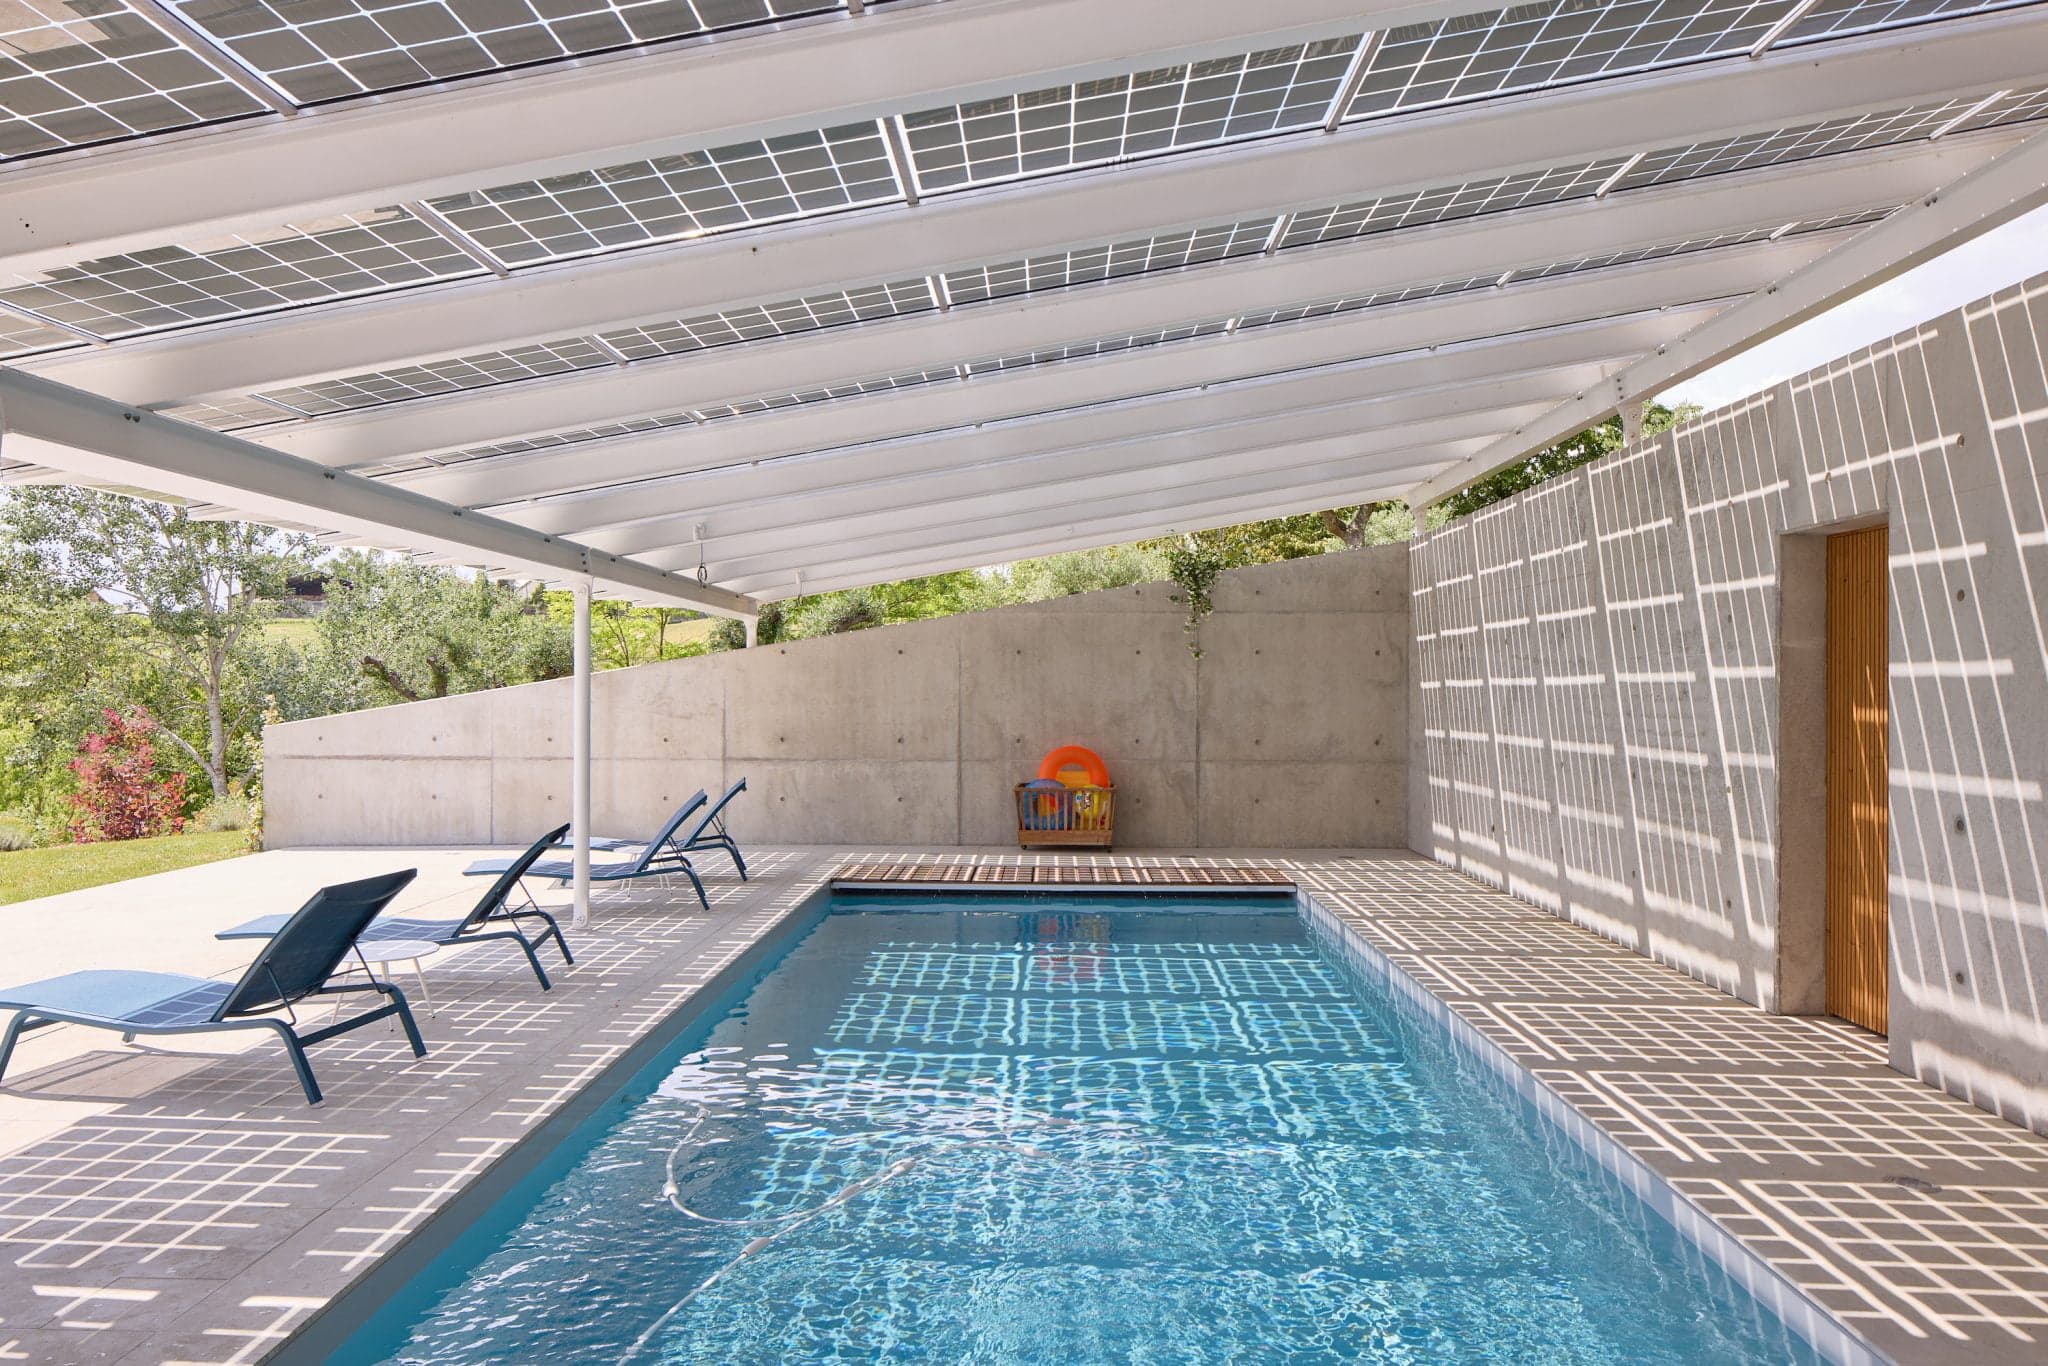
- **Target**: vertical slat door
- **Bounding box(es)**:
[1825,526,1890,1035]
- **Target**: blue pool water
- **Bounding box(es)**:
[336,894,1829,1363]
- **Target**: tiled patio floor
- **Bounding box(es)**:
[0,848,2043,1364]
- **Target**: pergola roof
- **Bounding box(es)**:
[5,0,2048,608]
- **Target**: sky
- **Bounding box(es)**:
[1658,203,2048,412]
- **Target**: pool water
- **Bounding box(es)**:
[340,895,1829,1363]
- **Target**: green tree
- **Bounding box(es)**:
[313,552,572,705]
[0,488,316,802]
[1432,402,1701,523]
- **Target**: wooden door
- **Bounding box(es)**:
[1825,526,1889,1034]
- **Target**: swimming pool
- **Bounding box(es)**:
[323,892,1836,1363]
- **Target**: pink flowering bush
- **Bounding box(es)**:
[68,708,187,843]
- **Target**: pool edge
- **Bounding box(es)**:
[1298,889,1891,1366]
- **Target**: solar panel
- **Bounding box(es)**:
[258,336,616,414]
[1280,158,1630,249]
[0,0,267,159]
[421,122,901,265]
[1613,96,1990,189]
[900,37,1361,192]
[435,412,700,466]
[963,322,1234,374]
[1780,0,2036,45]
[169,0,841,106]
[0,208,483,338]
[941,219,1278,305]
[598,279,935,359]
[0,308,84,358]
[150,393,306,431]
[1340,0,2032,123]
[1234,277,1499,330]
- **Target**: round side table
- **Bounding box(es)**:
[348,939,442,1014]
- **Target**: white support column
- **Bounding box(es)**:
[744,615,759,648]
[1620,402,1645,444]
[571,575,593,928]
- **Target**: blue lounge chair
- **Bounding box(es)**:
[218,823,576,990]
[0,869,425,1106]
[462,781,750,910]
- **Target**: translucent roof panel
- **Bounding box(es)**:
[900,36,1362,193]
[1344,1,1804,121]
[171,0,841,106]
[942,218,1279,305]
[1340,0,2041,123]
[1780,0,2039,45]
[150,393,306,431]
[1279,157,1630,249]
[0,306,84,358]
[691,365,963,421]
[258,336,615,414]
[421,122,901,266]
[0,208,484,338]
[963,321,1233,374]
[0,0,268,160]
[597,278,935,359]
[1613,93,2019,189]
[1234,276,1498,329]
[438,412,700,466]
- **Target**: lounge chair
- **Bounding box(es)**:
[461,781,751,910]
[217,822,576,990]
[0,869,425,1106]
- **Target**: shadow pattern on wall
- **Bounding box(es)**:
[1412,271,2048,1136]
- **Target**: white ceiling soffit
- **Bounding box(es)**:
[21,16,2046,405]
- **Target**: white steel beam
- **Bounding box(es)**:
[1408,123,2048,506]
[252,226,1834,481]
[730,462,1451,598]
[403,298,1714,512]
[517,357,1622,555]
[498,326,1673,545]
[621,392,1565,579]
[29,22,2042,405]
[0,369,756,617]
[0,0,1433,275]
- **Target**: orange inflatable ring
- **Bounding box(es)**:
[1037,745,1110,788]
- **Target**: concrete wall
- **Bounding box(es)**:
[1410,270,2048,1136]
[267,544,1410,851]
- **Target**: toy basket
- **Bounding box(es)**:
[1014,782,1116,850]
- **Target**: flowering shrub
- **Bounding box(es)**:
[68,708,186,843]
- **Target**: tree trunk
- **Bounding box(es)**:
[204,648,231,800]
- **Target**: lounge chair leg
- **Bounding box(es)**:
[0,1011,39,1085]
[273,1026,323,1105]
[685,866,708,910]
[512,932,554,991]
[385,986,428,1058]
[533,910,573,965]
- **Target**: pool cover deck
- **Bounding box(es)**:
[0,848,2043,1364]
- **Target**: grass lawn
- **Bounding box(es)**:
[0,830,248,906]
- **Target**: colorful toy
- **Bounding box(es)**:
[1015,746,1115,850]
[1036,745,1111,788]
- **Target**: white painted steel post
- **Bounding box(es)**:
[744,615,758,648]
[571,576,593,928]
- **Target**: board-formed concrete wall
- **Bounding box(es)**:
[267,545,1409,852]
[1410,270,2048,1136]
